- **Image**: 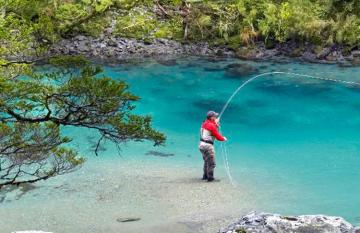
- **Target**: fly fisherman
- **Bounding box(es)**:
[199,111,227,182]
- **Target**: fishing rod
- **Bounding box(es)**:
[219,71,360,187]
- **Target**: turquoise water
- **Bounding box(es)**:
[44,58,360,224]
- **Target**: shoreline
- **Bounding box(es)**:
[45,35,360,67]
[0,158,253,233]
[3,158,359,233]
[6,34,360,68]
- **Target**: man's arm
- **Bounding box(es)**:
[209,124,226,141]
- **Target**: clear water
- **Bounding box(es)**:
[3,57,360,230]
[97,57,360,223]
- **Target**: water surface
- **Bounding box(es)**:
[101,57,360,223]
[1,57,360,232]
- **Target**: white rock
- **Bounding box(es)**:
[219,212,357,233]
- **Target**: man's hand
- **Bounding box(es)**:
[223,137,227,141]
[215,118,220,126]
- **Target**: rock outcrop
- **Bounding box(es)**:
[49,35,235,62]
[219,212,360,233]
[47,34,360,66]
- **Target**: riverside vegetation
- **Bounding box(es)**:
[1,0,359,62]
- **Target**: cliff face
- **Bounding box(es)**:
[219,212,360,233]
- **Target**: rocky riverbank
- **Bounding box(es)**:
[48,35,234,62]
[219,212,360,233]
[48,34,360,66]
[13,212,360,233]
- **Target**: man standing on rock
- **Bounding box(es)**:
[199,111,227,182]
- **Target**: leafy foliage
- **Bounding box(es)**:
[1,0,359,49]
[0,56,165,188]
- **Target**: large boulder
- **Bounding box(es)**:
[219,212,358,233]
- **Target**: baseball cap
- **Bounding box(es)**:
[207,111,219,118]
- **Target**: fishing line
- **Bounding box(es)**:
[221,141,237,187]
[219,71,360,187]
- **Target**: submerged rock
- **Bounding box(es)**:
[219,212,359,233]
[203,65,224,72]
[155,58,178,66]
[145,150,175,157]
[224,63,258,78]
[116,217,141,223]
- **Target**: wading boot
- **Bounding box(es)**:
[207,171,219,182]
[207,178,220,182]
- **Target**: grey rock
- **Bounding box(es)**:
[77,41,88,52]
[317,46,334,59]
[99,42,107,49]
[351,50,360,57]
[302,51,318,62]
[116,217,141,223]
[48,35,234,61]
[74,35,86,41]
[219,212,358,233]
[19,33,356,66]
[107,37,118,46]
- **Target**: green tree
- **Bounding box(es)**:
[0,56,165,188]
[0,0,166,190]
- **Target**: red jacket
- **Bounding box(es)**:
[200,119,225,142]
